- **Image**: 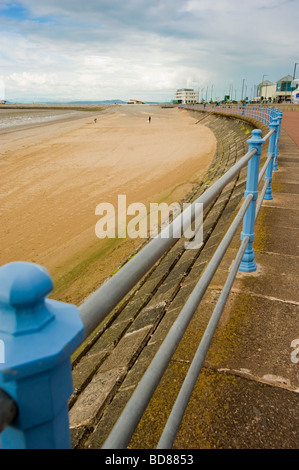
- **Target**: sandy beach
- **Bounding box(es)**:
[0,105,216,304]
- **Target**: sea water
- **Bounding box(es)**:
[0,109,84,130]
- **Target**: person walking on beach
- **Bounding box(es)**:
[148,116,151,124]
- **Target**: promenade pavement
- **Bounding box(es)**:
[281,111,299,148]
[169,112,299,449]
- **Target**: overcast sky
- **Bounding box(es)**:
[0,0,298,103]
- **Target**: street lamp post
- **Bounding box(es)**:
[241,78,245,101]
[261,74,268,101]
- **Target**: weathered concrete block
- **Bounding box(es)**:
[69,367,127,428]
[71,350,109,404]
[127,304,166,334]
[99,326,153,372]
[84,387,134,449]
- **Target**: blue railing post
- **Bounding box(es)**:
[264,118,279,200]
[0,262,84,449]
[239,129,265,272]
[273,111,282,171]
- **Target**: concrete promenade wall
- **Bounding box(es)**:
[268,103,299,112]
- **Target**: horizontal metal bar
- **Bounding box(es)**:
[79,148,257,339]
[263,127,275,143]
[157,235,250,449]
[102,193,253,449]
[0,388,18,433]
[258,153,272,185]
[256,178,269,219]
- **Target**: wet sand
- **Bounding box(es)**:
[0,105,216,304]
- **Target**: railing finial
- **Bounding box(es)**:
[0,261,84,449]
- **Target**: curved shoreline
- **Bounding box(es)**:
[0,105,216,305]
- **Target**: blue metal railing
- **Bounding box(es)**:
[0,106,282,449]
[179,102,281,125]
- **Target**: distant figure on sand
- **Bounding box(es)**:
[94,118,97,123]
[148,116,151,124]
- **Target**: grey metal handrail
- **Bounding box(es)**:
[102,114,278,449]
[156,235,250,448]
[102,193,253,449]
[258,153,273,184]
[155,127,277,448]
[156,132,275,448]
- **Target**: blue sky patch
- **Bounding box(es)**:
[0,1,51,23]
[1,2,29,20]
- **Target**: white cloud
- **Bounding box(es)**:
[0,0,298,102]
[9,72,56,86]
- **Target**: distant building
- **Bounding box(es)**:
[174,89,199,104]
[275,75,296,102]
[127,99,146,104]
[256,80,276,101]
[291,79,299,104]
[255,75,297,102]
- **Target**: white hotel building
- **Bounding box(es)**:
[174,88,199,104]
